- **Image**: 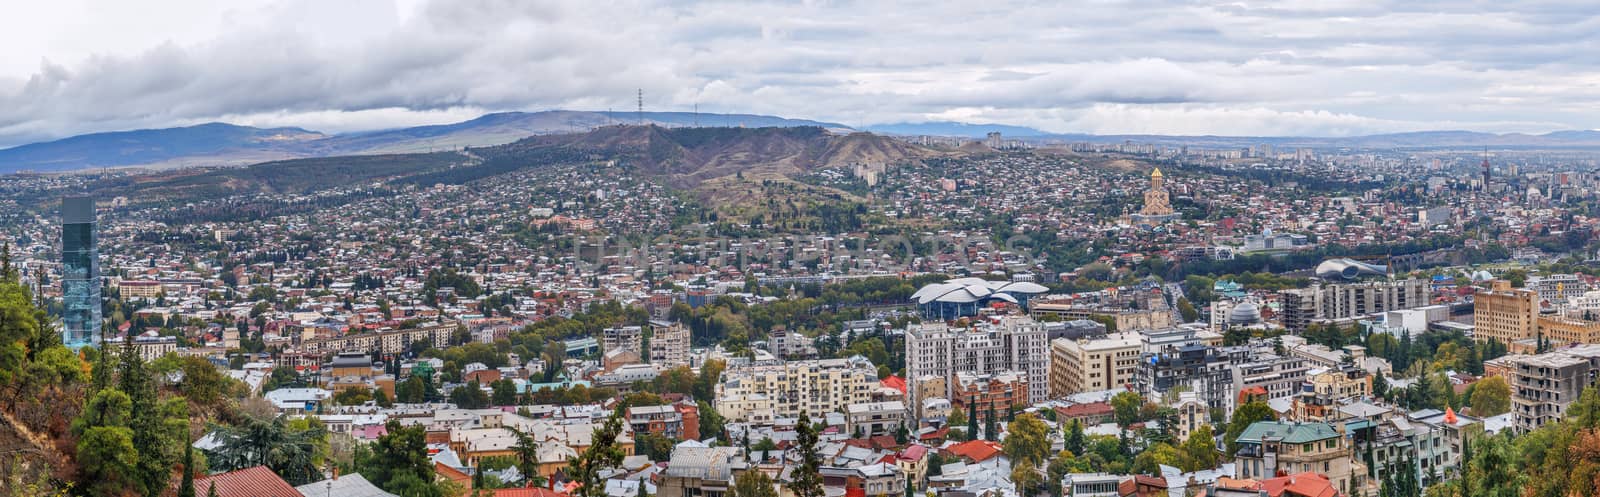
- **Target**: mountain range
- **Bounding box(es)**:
[5,110,1600,174]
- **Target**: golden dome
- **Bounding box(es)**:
[1151,168,1164,178]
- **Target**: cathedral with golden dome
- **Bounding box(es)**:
[1131,167,1180,225]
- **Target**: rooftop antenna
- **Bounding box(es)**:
[636,89,644,125]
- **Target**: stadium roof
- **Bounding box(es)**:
[910,277,1048,305]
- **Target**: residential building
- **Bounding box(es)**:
[1537,315,1600,346]
[1134,343,1247,412]
[1173,391,1210,442]
[1279,279,1431,332]
[650,320,691,367]
[950,371,1028,427]
[1062,473,1125,497]
[1509,344,1600,433]
[603,325,644,354]
[1049,333,1141,397]
[715,357,879,423]
[1474,280,1539,347]
[1233,421,1361,495]
[657,446,744,497]
[1528,273,1585,303]
[846,401,907,437]
[627,404,686,439]
[1232,355,1310,402]
[1291,365,1371,422]
[903,315,1048,416]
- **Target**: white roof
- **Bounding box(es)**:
[911,278,1049,304]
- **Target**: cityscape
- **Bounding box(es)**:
[5,2,1600,497]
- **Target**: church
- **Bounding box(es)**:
[1131,168,1181,225]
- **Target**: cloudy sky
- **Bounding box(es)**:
[1,0,1598,147]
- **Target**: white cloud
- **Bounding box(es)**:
[2,0,1600,146]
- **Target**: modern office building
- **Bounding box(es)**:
[1047,332,1142,397]
[61,196,101,350]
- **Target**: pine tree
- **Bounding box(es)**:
[178,445,197,497]
[787,412,824,497]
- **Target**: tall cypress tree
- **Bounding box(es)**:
[178,445,196,497]
[119,337,173,497]
[984,404,997,442]
[787,412,824,497]
[967,401,978,440]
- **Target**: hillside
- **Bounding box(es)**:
[486,125,938,190]
[0,123,325,173]
[0,111,856,174]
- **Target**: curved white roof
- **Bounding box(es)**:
[912,278,1048,304]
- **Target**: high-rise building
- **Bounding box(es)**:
[61,196,101,350]
[714,356,878,423]
[903,315,1048,412]
[1474,280,1538,347]
[1508,344,1600,433]
[648,320,690,367]
[1278,279,1431,332]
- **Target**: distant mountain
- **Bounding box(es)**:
[864,122,1049,138]
[0,110,857,174]
[1027,129,1600,150]
[0,123,326,173]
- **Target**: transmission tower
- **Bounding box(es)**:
[637,89,644,125]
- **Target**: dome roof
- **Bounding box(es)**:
[1228,302,1262,324]
[1315,258,1387,280]
[911,278,1049,305]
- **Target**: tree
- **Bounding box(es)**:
[205,414,327,486]
[967,401,979,442]
[1050,418,1079,458]
[1010,459,1044,497]
[450,381,490,409]
[698,400,724,441]
[506,427,547,488]
[178,445,197,497]
[1003,413,1051,467]
[636,432,676,461]
[787,412,825,497]
[1111,391,1143,428]
[357,420,449,497]
[1470,375,1510,416]
[374,388,395,408]
[985,404,998,441]
[1131,443,1183,475]
[1179,424,1218,472]
[1225,401,1276,455]
[568,411,626,497]
[492,379,519,407]
[734,469,779,497]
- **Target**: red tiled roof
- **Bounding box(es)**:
[946,440,1003,463]
[194,466,303,497]
[1260,472,1338,497]
[881,375,907,394]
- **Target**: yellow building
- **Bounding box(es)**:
[714,356,878,422]
[1473,280,1538,347]
[1048,333,1142,397]
[1291,366,1372,422]
[1538,315,1600,346]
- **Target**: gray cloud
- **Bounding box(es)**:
[2,0,1600,146]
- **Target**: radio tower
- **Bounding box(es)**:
[1481,147,1491,189]
[636,89,644,125]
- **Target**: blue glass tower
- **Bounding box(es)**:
[61,196,100,350]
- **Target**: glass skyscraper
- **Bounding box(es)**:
[61,196,100,350]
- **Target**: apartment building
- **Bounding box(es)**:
[1048,332,1142,397]
[1291,365,1371,422]
[714,356,879,423]
[950,370,1028,427]
[1234,421,1361,495]
[603,325,644,354]
[627,404,687,439]
[649,320,691,367]
[1474,280,1539,347]
[846,401,907,437]
[903,315,1048,415]
[1536,315,1600,346]
[1279,279,1431,332]
[1509,344,1600,433]
[1232,355,1310,402]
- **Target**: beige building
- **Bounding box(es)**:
[1048,332,1142,397]
[1173,391,1209,443]
[1537,315,1600,346]
[118,280,163,299]
[714,356,878,423]
[649,320,691,367]
[1291,366,1371,422]
[1509,344,1600,433]
[1234,421,1363,495]
[1474,280,1539,347]
[603,325,644,354]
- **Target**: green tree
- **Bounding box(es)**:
[1010,459,1044,497]
[1059,418,1084,457]
[492,379,519,406]
[568,411,627,497]
[506,427,547,488]
[357,420,449,497]
[698,400,725,441]
[1111,391,1143,428]
[204,414,327,486]
[734,469,779,497]
[1470,375,1510,416]
[1225,401,1276,455]
[1179,424,1218,472]
[178,445,197,497]
[1131,443,1183,475]
[1002,413,1051,467]
[787,412,824,497]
